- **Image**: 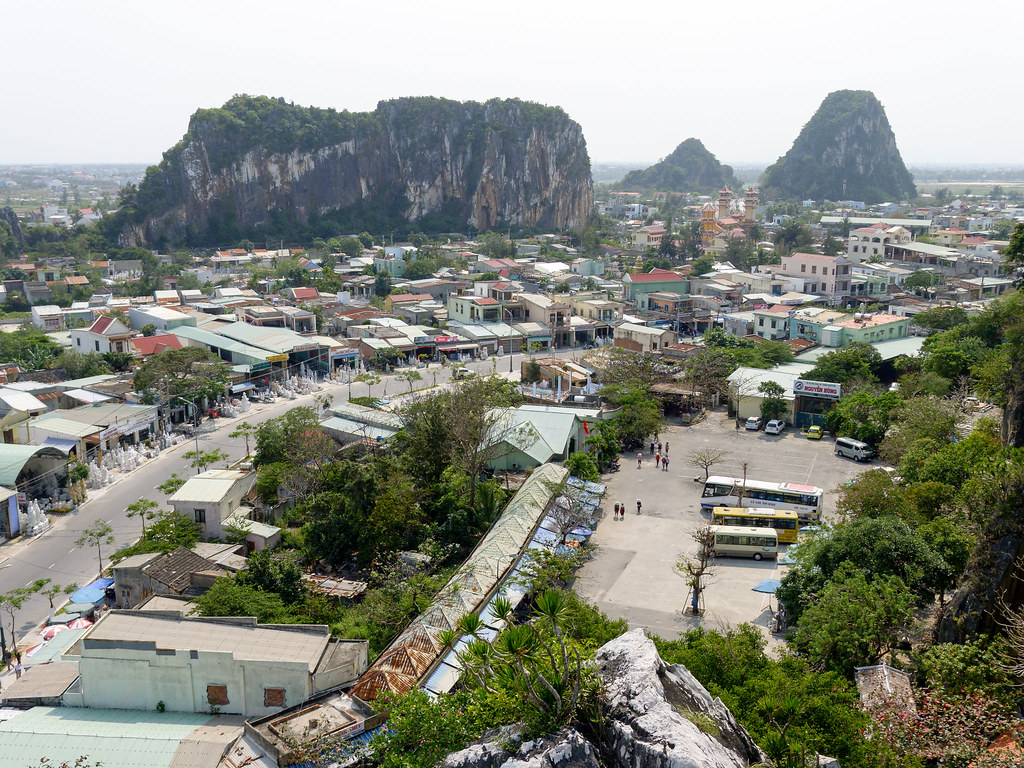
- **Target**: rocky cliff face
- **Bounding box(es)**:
[0,207,23,247]
[761,90,916,204]
[619,138,740,195]
[443,628,768,768]
[121,95,592,247]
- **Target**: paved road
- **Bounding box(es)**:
[0,346,585,648]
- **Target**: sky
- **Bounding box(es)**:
[5,0,1023,166]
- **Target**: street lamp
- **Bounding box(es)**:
[175,395,203,475]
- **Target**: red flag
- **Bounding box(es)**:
[583,421,590,434]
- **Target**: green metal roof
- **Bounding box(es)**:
[0,444,64,486]
[171,325,272,365]
[0,706,214,768]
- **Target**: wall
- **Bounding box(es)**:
[78,645,313,716]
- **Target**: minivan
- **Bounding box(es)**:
[835,437,874,462]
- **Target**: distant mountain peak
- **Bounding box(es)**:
[760,90,916,203]
[618,138,739,194]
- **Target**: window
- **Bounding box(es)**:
[194,509,206,523]
[76,338,81,347]
[811,265,817,274]
[800,264,806,273]
[265,688,286,707]
[94,340,100,351]
[207,684,229,706]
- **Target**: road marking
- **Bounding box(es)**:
[68,548,75,553]
[47,563,55,569]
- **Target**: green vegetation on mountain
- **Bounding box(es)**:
[619,138,739,194]
[761,90,916,203]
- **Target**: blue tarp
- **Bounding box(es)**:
[85,577,114,590]
[69,587,105,604]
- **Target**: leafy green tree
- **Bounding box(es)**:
[373,272,391,296]
[835,468,911,521]
[801,342,881,384]
[157,473,186,495]
[604,386,661,448]
[195,577,288,622]
[791,563,915,677]
[101,350,135,372]
[758,380,787,421]
[824,388,902,445]
[76,520,115,573]
[238,550,305,604]
[0,579,48,657]
[51,351,111,379]
[126,498,158,536]
[690,253,714,275]
[111,511,202,563]
[583,419,620,472]
[141,323,157,337]
[228,421,256,457]
[183,448,228,471]
[133,347,230,404]
[398,369,422,392]
[562,451,599,482]
[772,220,814,255]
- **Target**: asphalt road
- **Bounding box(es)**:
[0,346,584,648]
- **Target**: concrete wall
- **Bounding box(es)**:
[78,646,312,716]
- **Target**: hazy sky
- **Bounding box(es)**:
[5,0,1023,166]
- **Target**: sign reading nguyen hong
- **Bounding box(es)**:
[793,379,842,399]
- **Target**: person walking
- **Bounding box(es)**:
[636,499,642,515]
[637,452,643,469]
[649,441,655,455]
[14,659,22,680]
[664,441,669,455]
[655,452,661,469]
[613,502,620,519]
[657,441,662,454]
[663,456,670,472]
[619,501,625,521]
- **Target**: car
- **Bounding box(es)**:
[806,425,823,440]
[744,416,763,430]
[452,367,476,380]
[764,419,786,435]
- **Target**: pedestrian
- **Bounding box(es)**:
[665,441,669,455]
[637,452,643,469]
[654,432,659,442]
[613,502,620,519]
[14,660,21,680]
[649,441,655,455]
[619,501,625,521]
[636,499,642,515]
[655,453,660,468]
[657,441,662,453]
[663,456,670,472]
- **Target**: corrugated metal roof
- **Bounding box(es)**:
[0,706,213,768]
[169,469,250,504]
[0,444,65,486]
[0,388,46,412]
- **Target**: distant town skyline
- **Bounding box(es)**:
[4,0,1023,166]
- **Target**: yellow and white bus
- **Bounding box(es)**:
[709,525,778,561]
[700,476,824,522]
[711,507,799,544]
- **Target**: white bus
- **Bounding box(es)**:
[700,476,824,522]
[709,525,778,560]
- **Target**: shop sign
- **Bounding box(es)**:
[100,426,120,440]
[249,362,270,372]
[117,417,154,436]
[793,379,842,399]
[267,354,289,363]
[432,335,458,343]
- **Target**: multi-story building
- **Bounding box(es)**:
[773,253,853,303]
[846,224,911,262]
[70,315,132,354]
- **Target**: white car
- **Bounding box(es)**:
[745,416,763,430]
[764,419,786,435]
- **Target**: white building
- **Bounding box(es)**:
[72,611,368,716]
[168,469,257,540]
[70,315,132,354]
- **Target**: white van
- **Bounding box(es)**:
[835,437,875,462]
[709,525,778,561]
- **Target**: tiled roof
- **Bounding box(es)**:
[625,269,686,283]
[141,546,221,593]
[89,315,114,334]
[131,334,182,356]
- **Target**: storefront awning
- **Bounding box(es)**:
[40,437,79,454]
[230,382,255,394]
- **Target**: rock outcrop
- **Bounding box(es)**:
[443,628,768,768]
[0,207,23,248]
[619,139,740,195]
[120,95,593,248]
[761,90,916,204]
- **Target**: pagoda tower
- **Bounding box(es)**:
[717,186,733,220]
[744,188,759,224]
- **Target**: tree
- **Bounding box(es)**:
[229,421,256,457]
[77,520,115,573]
[791,563,915,676]
[824,389,903,445]
[801,342,881,385]
[606,386,661,449]
[373,272,392,297]
[544,478,595,545]
[238,549,306,604]
[676,524,716,614]
[195,577,289,623]
[133,347,230,404]
[360,475,427,565]
[42,581,77,617]
[111,511,204,563]
[141,322,157,337]
[820,234,843,256]
[0,580,47,659]
[102,350,135,372]
[126,498,158,536]
[51,351,111,379]
[758,380,787,421]
[183,448,229,471]
[690,253,714,275]
[398,369,422,392]
[157,473,186,495]
[562,451,599,482]
[687,447,727,480]
[354,371,380,398]
[773,220,814,255]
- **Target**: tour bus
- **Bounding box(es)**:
[700,476,824,522]
[711,506,799,544]
[709,525,778,561]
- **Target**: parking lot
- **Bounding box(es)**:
[573,409,872,642]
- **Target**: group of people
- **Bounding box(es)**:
[612,500,641,519]
[636,437,669,471]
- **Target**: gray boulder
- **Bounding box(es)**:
[443,727,600,768]
[596,628,769,768]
